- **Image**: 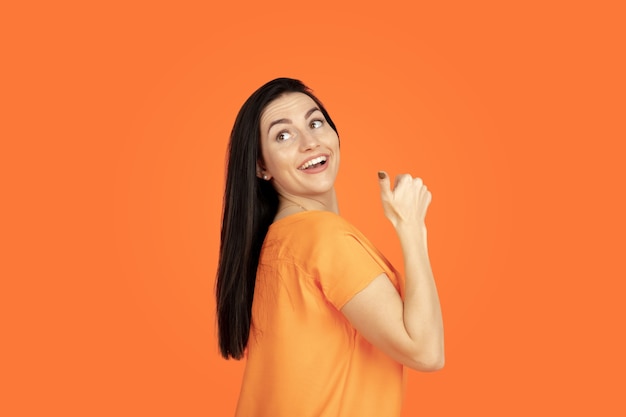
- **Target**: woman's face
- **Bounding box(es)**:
[258,92,340,202]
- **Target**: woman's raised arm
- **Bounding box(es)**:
[341,172,444,371]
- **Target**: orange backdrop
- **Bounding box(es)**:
[2,1,625,416]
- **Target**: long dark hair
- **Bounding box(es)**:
[216,78,339,359]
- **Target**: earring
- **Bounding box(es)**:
[263,175,268,180]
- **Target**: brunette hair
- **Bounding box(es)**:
[216,78,338,359]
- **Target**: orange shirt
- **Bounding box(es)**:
[235,211,405,417]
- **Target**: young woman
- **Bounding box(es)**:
[216,78,444,416]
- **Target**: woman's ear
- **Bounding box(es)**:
[256,162,271,181]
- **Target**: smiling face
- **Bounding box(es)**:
[258,92,340,209]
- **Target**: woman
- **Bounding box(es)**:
[216,78,444,416]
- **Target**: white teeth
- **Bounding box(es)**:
[299,156,327,170]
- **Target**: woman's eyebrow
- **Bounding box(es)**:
[305,107,321,119]
[267,118,290,134]
[267,107,321,134]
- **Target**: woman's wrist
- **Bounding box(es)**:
[395,221,427,242]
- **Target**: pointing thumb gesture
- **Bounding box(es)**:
[377,170,432,231]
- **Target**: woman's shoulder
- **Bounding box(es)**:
[266,211,375,261]
[263,210,397,282]
[270,210,357,236]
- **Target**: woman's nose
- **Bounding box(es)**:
[299,130,320,151]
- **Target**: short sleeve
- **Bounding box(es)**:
[313,227,387,310]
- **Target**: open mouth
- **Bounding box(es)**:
[299,156,327,170]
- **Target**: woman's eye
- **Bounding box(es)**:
[310,120,323,129]
[277,131,292,141]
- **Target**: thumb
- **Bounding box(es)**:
[377,171,392,200]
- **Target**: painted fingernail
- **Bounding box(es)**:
[378,171,386,179]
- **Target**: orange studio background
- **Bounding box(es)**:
[2,1,625,416]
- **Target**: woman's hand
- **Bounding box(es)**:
[377,171,432,233]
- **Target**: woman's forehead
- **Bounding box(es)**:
[260,93,318,126]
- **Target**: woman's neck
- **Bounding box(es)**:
[274,191,339,221]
